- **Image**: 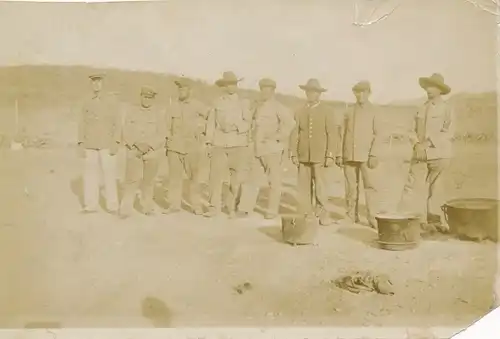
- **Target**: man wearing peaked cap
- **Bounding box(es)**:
[289,78,341,225]
[399,73,454,232]
[338,80,382,228]
[118,85,166,218]
[237,77,295,219]
[204,71,253,218]
[163,77,210,216]
[77,72,121,214]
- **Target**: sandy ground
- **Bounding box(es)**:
[0,142,496,328]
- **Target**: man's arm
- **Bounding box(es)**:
[368,110,382,157]
[150,109,167,150]
[165,106,173,141]
[277,104,295,143]
[235,99,252,134]
[325,108,338,159]
[205,108,216,144]
[335,109,345,158]
[77,103,86,145]
[289,110,300,158]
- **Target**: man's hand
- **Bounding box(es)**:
[325,157,335,168]
[109,142,120,156]
[291,156,299,167]
[205,142,213,158]
[413,143,427,162]
[335,156,343,168]
[135,142,151,154]
[367,156,378,169]
[77,143,85,158]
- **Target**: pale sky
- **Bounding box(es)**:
[0,0,496,103]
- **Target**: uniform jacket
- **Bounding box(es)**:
[341,102,382,162]
[205,93,252,148]
[410,99,454,160]
[166,98,209,154]
[289,102,340,163]
[77,93,121,150]
[120,103,166,151]
[251,97,295,157]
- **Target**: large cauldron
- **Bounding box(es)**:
[442,198,498,242]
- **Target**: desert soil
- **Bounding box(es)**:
[0,142,497,328]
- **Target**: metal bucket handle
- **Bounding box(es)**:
[441,204,449,223]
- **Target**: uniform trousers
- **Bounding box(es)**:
[238,151,284,215]
[120,149,162,214]
[208,146,249,213]
[297,162,329,215]
[166,148,204,210]
[83,148,119,211]
[398,158,450,224]
[343,160,377,225]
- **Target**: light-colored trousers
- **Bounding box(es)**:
[398,158,450,224]
[83,149,118,211]
[120,149,161,214]
[238,151,284,214]
[208,146,249,213]
[167,149,203,210]
[344,161,377,225]
[297,162,329,215]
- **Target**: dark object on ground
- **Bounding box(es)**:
[442,198,498,243]
[233,282,253,295]
[376,213,421,251]
[141,296,173,327]
[281,213,319,246]
[334,271,394,295]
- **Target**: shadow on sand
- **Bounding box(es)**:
[141,296,173,328]
[336,226,380,249]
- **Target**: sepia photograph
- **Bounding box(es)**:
[0,0,498,335]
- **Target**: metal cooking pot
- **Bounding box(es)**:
[375,213,421,251]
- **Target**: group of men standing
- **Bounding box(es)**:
[77,70,454,231]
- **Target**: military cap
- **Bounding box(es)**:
[259,78,277,88]
[141,86,157,98]
[352,81,371,93]
[174,77,193,88]
[89,73,105,80]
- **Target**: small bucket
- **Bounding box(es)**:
[375,213,421,251]
[281,213,319,246]
[442,198,498,242]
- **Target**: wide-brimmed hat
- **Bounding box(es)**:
[215,71,243,87]
[419,73,451,95]
[259,78,277,89]
[141,86,157,98]
[352,81,371,93]
[299,78,327,92]
[89,73,105,81]
[174,77,193,88]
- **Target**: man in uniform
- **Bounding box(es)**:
[77,73,121,214]
[336,81,381,228]
[398,73,454,231]
[119,86,166,218]
[204,71,252,218]
[289,79,340,226]
[163,78,209,215]
[237,78,295,219]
